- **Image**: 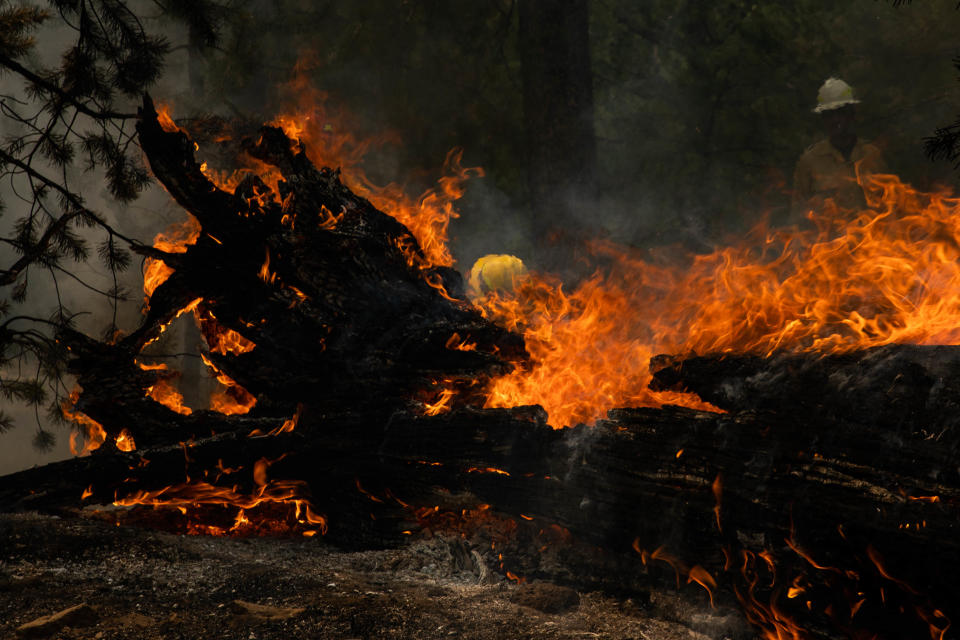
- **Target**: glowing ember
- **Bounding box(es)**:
[114,455,327,537]
[248,404,302,438]
[466,467,511,476]
[115,429,136,452]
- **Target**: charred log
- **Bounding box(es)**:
[2,398,957,638]
[649,344,960,441]
[58,96,524,451]
[0,97,956,640]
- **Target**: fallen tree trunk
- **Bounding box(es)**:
[0,97,956,640]
[3,399,956,638]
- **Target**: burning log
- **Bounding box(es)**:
[0,97,956,640]
[2,397,956,636]
[58,96,524,453]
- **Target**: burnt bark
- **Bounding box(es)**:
[0,97,956,640]
[2,399,955,639]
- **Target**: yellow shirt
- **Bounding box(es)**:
[790,138,886,222]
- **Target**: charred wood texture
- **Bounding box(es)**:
[2,398,956,638]
[60,95,524,451]
[0,98,956,640]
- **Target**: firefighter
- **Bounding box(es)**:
[466,254,528,299]
[790,77,886,224]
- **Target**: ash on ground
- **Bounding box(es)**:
[0,512,749,639]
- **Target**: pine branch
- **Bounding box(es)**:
[0,147,156,286]
[0,52,136,121]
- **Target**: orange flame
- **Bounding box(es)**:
[268,66,478,268]
[193,308,256,356]
[465,467,511,476]
[115,429,136,452]
[143,216,201,301]
[712,473,723,533]
[259,248,277,285]
[423,388,455,416]
[114,479,327,537]
[201,353,257,415]
[477,174,960,426]
[145,377,192,415]
[155,102,180,133]
[478,273,722,427]
[248,405,302,438]
[445,332,477,351]
[688,565,718,608]
[63,387,106,456]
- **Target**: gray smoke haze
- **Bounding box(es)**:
[5,2,960,478]
[0,11,197,474]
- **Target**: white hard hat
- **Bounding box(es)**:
[813,77,860,113]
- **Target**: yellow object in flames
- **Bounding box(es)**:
[467,254,528,298]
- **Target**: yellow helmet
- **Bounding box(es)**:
[467,254,527,298]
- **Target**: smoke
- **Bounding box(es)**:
[0,10,202,474]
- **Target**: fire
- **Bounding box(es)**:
[193,308,256,356]
[445,332,477,351]
[201,353,257,415]
[114,455,327,537]
[266,64,477,269]
[712,473,723,533]
[115,429,136,452]
[734,548,809,640]
[478,272,722,427]
[476,173,960,426]
[248,404,302,437]
[145,377,192,415]
[466,467,511,476]
[155,102,181,133]
[633,541,716,606]
[142,215,201,301]
[63,387,107,456]
[258,248,277,285]
[423,388,455,416]
[114,479,327,537]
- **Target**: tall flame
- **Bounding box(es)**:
[267,62,478,268]
[63,387,106,456]
[478,174,960,426]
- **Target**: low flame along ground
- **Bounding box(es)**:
[58,88,958,640]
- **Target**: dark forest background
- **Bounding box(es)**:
[185,0,960,255]
[2,0,960,470]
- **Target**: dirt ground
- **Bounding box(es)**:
[0,512,756,640]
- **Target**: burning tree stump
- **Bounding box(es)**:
[0,97,957,640]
